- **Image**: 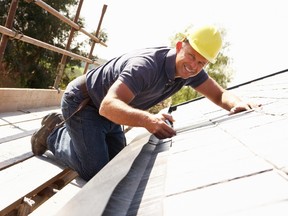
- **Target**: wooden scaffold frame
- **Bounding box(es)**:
[0,0,107,89]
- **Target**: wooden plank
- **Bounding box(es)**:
[0,136,33,171]
[0,107,61,170]
[30,177,86,216]
[0,107,60,130]
[0,152,33,171]
[0,136,32,170]
[0,115,41,142]
[0,157,65,213]
[0,108,60,144]
[0,107,60,127]
[0,130,35,144]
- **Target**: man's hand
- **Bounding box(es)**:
[230,101,262,114]
[145,113,176,140]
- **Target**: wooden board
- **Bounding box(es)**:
[30,177,86,216]
[0,136,32,170]
[0,107,61,142]
[0,157,65,214]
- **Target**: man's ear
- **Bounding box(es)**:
[175,41,183,53]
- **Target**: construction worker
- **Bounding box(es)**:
[31,26,260,181]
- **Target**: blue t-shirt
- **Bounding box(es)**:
[86,47,208,110]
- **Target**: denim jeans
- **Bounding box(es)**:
[47,80,126,181]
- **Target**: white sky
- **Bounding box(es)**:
[78,0,288,86]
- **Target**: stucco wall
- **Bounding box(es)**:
[0,88,64,113]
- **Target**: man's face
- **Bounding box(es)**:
[175,41,209,79]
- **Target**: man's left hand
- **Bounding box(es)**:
[230,101,262,114]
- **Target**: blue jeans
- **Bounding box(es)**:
[47,80,126,181]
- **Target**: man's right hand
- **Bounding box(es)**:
[145,113,176,139]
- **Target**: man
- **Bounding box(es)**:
[31,26,260,181]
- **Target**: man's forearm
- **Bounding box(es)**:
[220,90,243,111]
[99,97,153,128]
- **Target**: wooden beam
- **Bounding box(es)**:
[0,25,99,65]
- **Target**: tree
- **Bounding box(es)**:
[0,0,81,88]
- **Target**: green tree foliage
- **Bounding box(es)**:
[0,0,81,88]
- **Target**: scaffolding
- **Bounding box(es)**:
[0,0,107,89]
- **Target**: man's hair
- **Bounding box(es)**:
[182,38,189,43]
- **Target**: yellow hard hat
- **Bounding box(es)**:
[187,26,222,63]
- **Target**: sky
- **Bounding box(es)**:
[77,0,288,86]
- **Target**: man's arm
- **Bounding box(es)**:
[99,79,176,139]
[194,77,260,113]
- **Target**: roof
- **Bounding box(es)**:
[0,107,87,216]
[1,69,288,216]
[56,69,288,215]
